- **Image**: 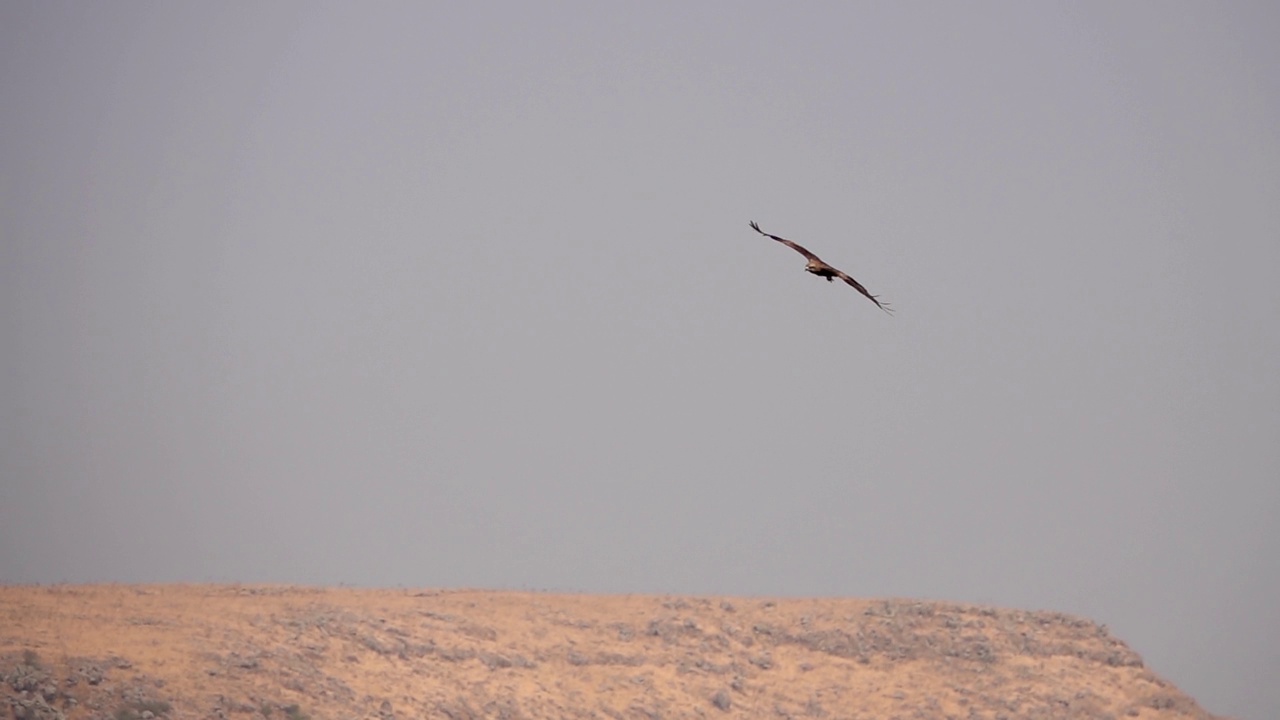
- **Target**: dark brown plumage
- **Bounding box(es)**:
[749,221,893,314]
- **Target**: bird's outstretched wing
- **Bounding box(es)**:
[832,269,894,315]
[749,221,822,262]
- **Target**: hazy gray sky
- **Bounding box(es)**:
[2,2,1277,718]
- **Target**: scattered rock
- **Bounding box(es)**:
[8,694,65,720]
[6,663,51,694]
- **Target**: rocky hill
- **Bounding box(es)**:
[1,585,1221,720]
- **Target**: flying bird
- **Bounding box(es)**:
[749,221,893,314]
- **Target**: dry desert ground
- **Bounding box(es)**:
[0,585,1223,720]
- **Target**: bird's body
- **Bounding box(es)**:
[749,221,893,314]
[803,260,842,281]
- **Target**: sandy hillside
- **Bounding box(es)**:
[0,585,1222,720]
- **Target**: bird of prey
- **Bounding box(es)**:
[750,221,893,314]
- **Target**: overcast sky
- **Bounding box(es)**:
[2,2,1277,718]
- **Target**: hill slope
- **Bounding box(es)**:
[1,585,1220,720]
